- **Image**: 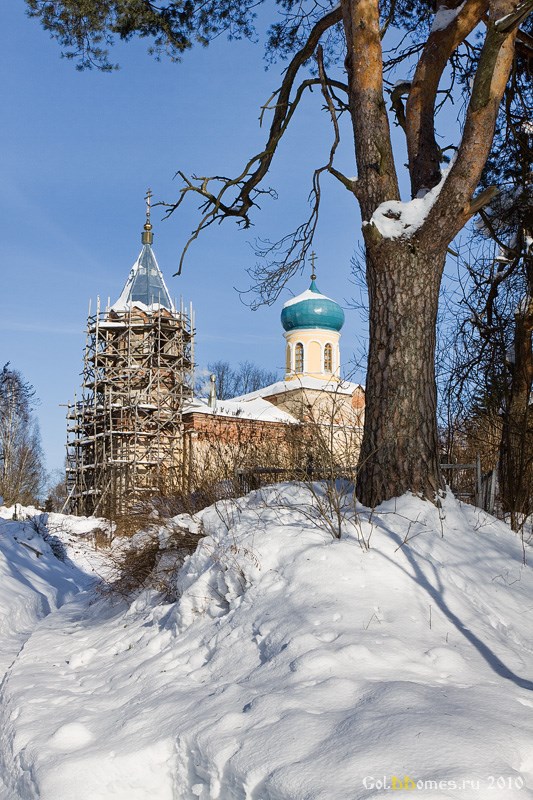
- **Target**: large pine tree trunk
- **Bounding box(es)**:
[356,236,445,507]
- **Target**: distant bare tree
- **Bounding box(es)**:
[444,232,533,527]
[0,364,46,506]
[44,468,68,512]
[198,360,278,400]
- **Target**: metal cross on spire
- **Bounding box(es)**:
[310,250,317,281]
[142,188,154,244]
[145,188,152,224]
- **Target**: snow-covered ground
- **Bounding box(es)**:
[0,509,107,799]
[1,486,532,799]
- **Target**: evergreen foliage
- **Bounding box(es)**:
[25,0,260,69]
[445,103,533,524]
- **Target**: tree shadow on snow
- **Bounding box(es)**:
[376,520,533,692]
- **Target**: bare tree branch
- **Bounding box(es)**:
[406,0,489,197]
[317,45,358,194]
[424,0,522,244]
[160,5,343,275]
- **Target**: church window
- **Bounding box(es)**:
[295,342,304,373]
[324,343,333,372]
[286,345,291,372]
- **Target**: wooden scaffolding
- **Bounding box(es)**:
[66,297,194,517]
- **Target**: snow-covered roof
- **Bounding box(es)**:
[112,244,175,313]
[183,396,298,423]
[232,376,364,402]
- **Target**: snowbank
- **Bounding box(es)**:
[1,488,532,798]
[0,512,94,675]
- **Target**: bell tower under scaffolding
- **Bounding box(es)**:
[65,193,194,516]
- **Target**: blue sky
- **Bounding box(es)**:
[1,4,376,475]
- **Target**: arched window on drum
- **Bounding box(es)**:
[295,342,304,373]
[324,343,333,373]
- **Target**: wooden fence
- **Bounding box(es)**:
[238,457,498,514]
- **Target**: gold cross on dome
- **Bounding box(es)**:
[310,250,317,280]
[145,188,152,222]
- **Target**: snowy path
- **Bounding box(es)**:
[0,513,108,799]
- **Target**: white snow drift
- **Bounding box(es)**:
[0,486,532,799]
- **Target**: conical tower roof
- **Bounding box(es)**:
[112,245,175,313]
[111,191,175,314]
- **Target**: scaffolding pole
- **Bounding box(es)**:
[66,300,195,517]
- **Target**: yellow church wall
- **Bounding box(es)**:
[284,328,341,381]
[264,385,365,467]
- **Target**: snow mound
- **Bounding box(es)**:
[1,488,532,798]
[0,511,95,675]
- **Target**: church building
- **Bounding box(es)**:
[181,262,364,491]
[66,198,364,516]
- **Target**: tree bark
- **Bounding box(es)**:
[341,0,399,217]
[356,234,445,507]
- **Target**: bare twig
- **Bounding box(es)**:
[160,5,343,276]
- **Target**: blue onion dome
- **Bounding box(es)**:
[281,279,345,332]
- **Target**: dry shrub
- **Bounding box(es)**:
[93,526,112,549]
[145,485,241,517]
[106,521,204,599]
[112,510,157,538]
